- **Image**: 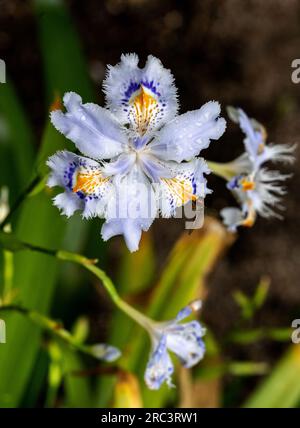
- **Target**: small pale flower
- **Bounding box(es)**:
[47,54,226,252]
[227,106,296,171]
[221,168,291,231]
[220,107,295,231]
[145,300,205,390]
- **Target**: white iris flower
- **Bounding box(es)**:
[221,107,295,231]
[47,54,226,251]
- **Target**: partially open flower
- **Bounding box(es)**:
[221,168,291,231]
[144,300,205,390]
[220,107,295,231]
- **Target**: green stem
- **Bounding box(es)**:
[57,250,153,333]
[206,160,236,181]
[0,231,153,334]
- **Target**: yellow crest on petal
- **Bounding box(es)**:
[129,85,160,136]
[240,177,256,192]
[73,169,108,195]
[162,177,197,206]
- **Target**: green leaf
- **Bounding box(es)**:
[244,346,300,408]
[62,318,92,408]
[228,361,268,377]
[0,80,35,199]
[228,327,292,345]
[0,0,94,407]
[233,276,270,321]
[253,276,270,310]
[45,341,64,408]
[33,0,93,103]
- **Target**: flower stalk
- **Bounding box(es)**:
[0,230,153,334]
[206,160,238,181]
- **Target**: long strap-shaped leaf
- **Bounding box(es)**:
[0,80,35,198]
[244,345,300,408]
[0,0,94,407]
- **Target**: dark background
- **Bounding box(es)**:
[1,0,300,405]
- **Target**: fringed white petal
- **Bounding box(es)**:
[144,336,174,390]
[237,108,265,164]
[166,321,206,368]
[222,167,291,229]
[251,168,291,219]
[220,207,244,231]
[51,92,126,160]
[150,101,226,162]
[101,165,157,252]
[52,192,82,218]
[262,143,296,165]
[103,54,178,137]
[155,158,210,217]
[101,218,143,253]
[47,150,112,219]
[228,106,296,169]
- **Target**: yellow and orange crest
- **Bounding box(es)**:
[72,169,108,196]
[163,177,197,206]
[240,177,256,192]
[129,85,160,135]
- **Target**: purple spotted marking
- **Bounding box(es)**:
[227,175,242,191]
[191,176,197,195]
[64,161,77,191]
[123,79,162,105]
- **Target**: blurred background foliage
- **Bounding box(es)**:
[0,0,300,408]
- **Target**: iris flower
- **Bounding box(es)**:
[144,300,205,390]
[221,168,291,230]
[221,107,295,231]
[47,54,226,251]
